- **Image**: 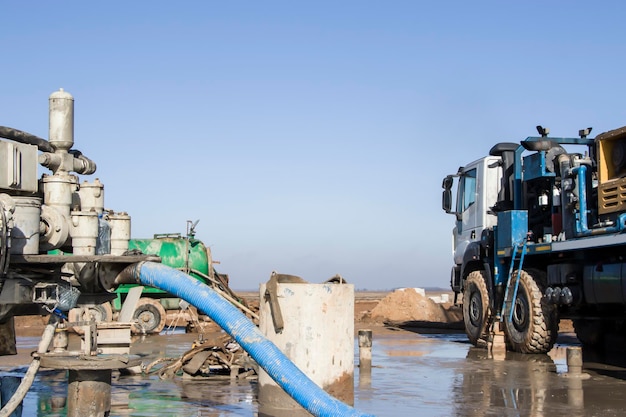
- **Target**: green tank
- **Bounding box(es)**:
[112,232,229,334]
[129,233,211,276]
[114,233,212,308]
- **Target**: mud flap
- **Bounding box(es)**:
[119,286,144,323]
[0,318,17,356]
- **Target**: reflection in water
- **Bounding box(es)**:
[567,377,584,409]
[115,377,258,416]
[178,379,257,412]
[354,332,468,415]
[8,331,626,416]
[454,348,583,417]
[358,365,371,389]
[24,374,259,417]
[16,370,67,417]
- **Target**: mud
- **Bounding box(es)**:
[258,369,354,417]
[2,293,626,416]
[371,288,452,323]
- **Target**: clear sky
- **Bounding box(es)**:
[2,1,625,290]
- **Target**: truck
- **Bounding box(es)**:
[442,125,626,353]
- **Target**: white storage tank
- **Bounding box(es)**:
[258,277,354,416]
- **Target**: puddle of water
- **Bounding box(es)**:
[548,342,579,375]
[22,374,258,417]
[355,333,466,416]
[5,330,626,416]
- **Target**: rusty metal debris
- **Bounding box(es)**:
[143,333,257,380]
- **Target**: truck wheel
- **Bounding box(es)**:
[503,269,557,354]
[68,303,113,335]
[463,271,491,347]
[132,298,167,335]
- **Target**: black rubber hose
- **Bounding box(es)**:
[0,203,6,276]
[0,126,53,153]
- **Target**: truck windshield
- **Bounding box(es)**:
[457,168,477,213]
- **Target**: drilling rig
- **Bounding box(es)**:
[0,89,156,354]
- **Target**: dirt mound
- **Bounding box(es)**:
[370,288,462,327]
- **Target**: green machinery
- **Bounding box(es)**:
[68,222,236,335]
[120,234,222,334]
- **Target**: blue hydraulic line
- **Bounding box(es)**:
[573,165,590,236]
[52,308,68,320]
[572,164,626,236]
[498,239,528,322]
[508,240,528,324]
[126,261,373,417]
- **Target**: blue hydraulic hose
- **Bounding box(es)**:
[129,261,373,417]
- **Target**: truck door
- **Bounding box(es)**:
[457,167,478,236]
[453,167,479,265]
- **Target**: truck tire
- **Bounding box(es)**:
[503,269,557,354]
[132,298,167,335]
[68,302,113,335]
[463,270,491,347]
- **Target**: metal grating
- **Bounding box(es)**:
[599,177,626,214]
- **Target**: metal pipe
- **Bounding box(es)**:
[0,126,53,153]
[358,329,372,371]
[566,346,583,375]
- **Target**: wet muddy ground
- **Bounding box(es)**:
[3,325,626,416]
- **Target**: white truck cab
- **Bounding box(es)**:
[443,154,503,292]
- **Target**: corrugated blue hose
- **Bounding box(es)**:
[130,261,374,417]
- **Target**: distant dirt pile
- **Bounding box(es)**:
[369,288,463,328]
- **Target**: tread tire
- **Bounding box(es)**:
[463,270,491,347]
[503,269,558,354]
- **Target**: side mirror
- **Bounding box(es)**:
[442,175,454,213]
[442,188,452,213]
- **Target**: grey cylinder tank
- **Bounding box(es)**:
[10,196,41,255]
[49,88,74,151]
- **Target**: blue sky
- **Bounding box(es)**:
[2,2,625,290]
